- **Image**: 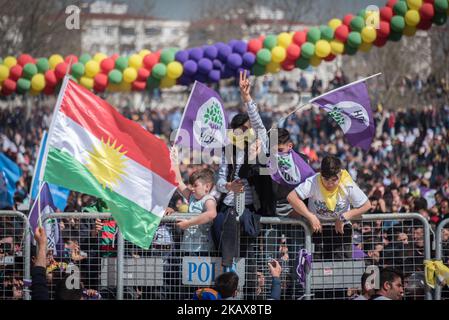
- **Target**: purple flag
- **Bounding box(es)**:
[28,182,62,256]
[175,81,228,150]
[270,150,315,189]
[312,81,375,151]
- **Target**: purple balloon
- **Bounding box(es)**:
[227,53,243,70]
[175,50,189,64]
[242,52,256,68]
[183,60,198,76]
[232,40,248,55]
[189,47,204,61]
[177,74,193,86]
[198,58,213,74]
[214,42,225,50]
[236,67,250,77]
[218,44,232,62]
[228,39,238,47]
[204,45,218,60]
[208,69,221,83]
[222,66,235,79]
[194,72,208,83]
[212,59,222,71]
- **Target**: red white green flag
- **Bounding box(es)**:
[40,77,177,249]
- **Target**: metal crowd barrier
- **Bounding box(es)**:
[434,218,449,300]
[0,211,31,300]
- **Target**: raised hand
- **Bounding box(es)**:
[239,70,252,103]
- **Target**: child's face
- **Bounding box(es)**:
[190,180,211,200]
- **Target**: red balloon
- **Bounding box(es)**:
[377,21,391,38]
[143,53,159,70]
[154,50,161,60]
[417,18,433,30]
[94,73,108,87]
[423,0,434,3]
[132,81,146,91]
[258,35,266,42]
[286,44,301,60]
[335,24,350,42]
[43,85,55,95]
[111,53,120,61]
[420,3,435,20]
[100,58,115,73]
[281,59,296,71]
[9,65,23,81]
[45,70,58,87]
[247,39,263,54]
[343,14,354,26]
[386,0,398,8]
[55,62,69,80]
[65,54,78,64]
[18,54,34,67]
[380,6,393,22]
[2,78,17,92]
[373,36,388,47]
[137,67,150,81]
[292,31,307,46]
[324,54,336,62]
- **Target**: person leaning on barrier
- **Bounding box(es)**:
[287,155,371,260]
[370,268,404,300]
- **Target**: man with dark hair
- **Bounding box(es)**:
[370,268,404,300]
[352,272,376,300]
[215,272,239,299]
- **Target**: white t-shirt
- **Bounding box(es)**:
[294,173,368,221]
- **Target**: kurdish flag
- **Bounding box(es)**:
[40,77,177,249]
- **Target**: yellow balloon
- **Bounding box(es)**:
[277,32,292,48]
[93,53,107,63]
[123,67,138,83]
[139,49,151,57]
[328,18,342,31]
[107,83,121,92]
[271,46,286,63]
[49,54,64,69]
[403,25,417,36]
[80,76,94,89]
[330,40,345,55]
[160,76,176,88]
[31,74,46,91]
[407,0,422,10]
[119,81,131,92]
[361,26,377,43]
[30,88,40,96]
[315,40,331,58]
[266,61,280,74]
[128,54,143,69]
[4,56,17,69]
[405,10,420,27]
[309,55,322,67]
[167,61,183,79]
[359,42,373,52]
[85,60,100,78]
[0,65,9,81]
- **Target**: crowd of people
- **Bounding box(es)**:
[1,70,449,300]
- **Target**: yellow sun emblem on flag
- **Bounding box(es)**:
[87,137,128,190]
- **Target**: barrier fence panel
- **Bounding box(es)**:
[308,213,432,300]
[434,218,449,300]
[0,211,30,300]
[42,212,113,300]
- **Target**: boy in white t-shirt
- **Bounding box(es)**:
[287,155,371,260]
[170,148,217,252]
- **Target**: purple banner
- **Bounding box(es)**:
[270,150,315,189]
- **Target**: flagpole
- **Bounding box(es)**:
[27,131,47,207]
[172,81,198,148]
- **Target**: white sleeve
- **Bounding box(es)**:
[348,183,369,208]
[295,176,314,200]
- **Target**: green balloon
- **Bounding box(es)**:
[263,35,278,50]
[147,75,161,90]
[433,12,448,25]
[350,16,365,33]
[295,57,310,70]
[358,9,366,18]
[391,16,405,32]
[160,49,175,65]
[393,1,408,16]
[347,32,362,48]
[301,42,315,59]
[115,56,128,71]
[435,0,449,12]
[252,63,266,76]
[17,78,31,93]
[320,25,334,41]
[69,75,79,83]
[23,63,38,79]
[344,44,358,55]
[256,49,272,66]
[388,31,403,42]
[151,63,167,79]
[79,53,91,65]
[36,58,49,73]
[108,69,123,84]
[71,63,85,79]
[307,27,321,43]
